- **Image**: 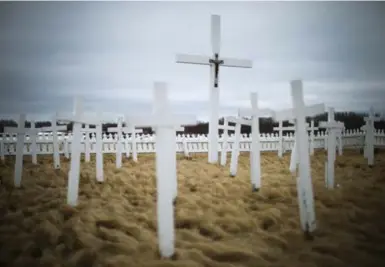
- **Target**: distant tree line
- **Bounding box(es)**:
[0,111,384,135]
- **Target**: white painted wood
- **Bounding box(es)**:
[4,114,27,187]
[57,97,102,207]
[0,133,4,161]
[95,113,104,183]
[175,14,252,164]
[290,80,322,234]
[227,115,252,177]
[218,118,235,166]
[308,120,318,155]
[29,120,38,164]
[274,121,284,158]
[125,82,197,259]
[319,107,344,189]
[108,117,124,168]
[361,106,381,166]
[239,96,273,191]
[80,124,94,163]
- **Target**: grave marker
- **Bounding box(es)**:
[218,118,235,166]
[176,14,252,164]
[361,107,381,166]
[319,107,344,189]
[125,81,197,259]
[57,97,101,206]
[238,93,273,191]
[273,80,325,235]
[4,114,27,187]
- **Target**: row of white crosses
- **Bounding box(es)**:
[274,120,318,157]
[126,81,197,258]
[176,14,252,164]
[4,114,67,187]
[107,118,143,168]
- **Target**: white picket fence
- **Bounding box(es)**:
[1,129,385,157]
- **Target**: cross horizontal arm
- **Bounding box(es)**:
[39,126,67,132]
[175,54,211,66]
[125,114,197,128]
[218,124,236,131]
[364,116,382,122]
[319,121,345,129]
[273,103,325,122]
[226,116,251,126]
[4,126,39,134]
[221,57,253,68]
[273,126,296,131]
[56,113,102,125]
[238,107,274,118]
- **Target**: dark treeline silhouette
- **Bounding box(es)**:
[0,111,384,135]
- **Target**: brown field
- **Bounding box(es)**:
[1,150,385,267]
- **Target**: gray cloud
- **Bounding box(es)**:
[1,1,385,121]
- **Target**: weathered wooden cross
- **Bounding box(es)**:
[361,106,381,166]
[238,96,273,191]
[125,82,197,259]
[319,107,344,189]
[273,80,325,236]
[218,118,235,166]
[57,97,101,206]
[176,14,252,164]
[4,114,28,187]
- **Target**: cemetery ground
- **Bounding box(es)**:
[1,151,385,267]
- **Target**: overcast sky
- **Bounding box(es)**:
[1,1,385,122]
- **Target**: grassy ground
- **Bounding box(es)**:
[1,149,385,267]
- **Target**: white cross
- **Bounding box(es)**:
[3,114,29,187]
[57,96,102,207]
[239,95,274,191]
[80,124,95,163]
[275,80,325,235]
[226,115,252,177]
[361,106,381,166]
[125,82,197,259]
[38,112,67,169]
[319,107,345,189]
[218,118,235,166]
[308,120,318,155]
[176,14,252,164]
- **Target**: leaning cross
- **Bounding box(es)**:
[176,14,252,164]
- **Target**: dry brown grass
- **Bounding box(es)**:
[1,150,385,267]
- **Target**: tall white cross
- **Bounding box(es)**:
[125,81,197,259]
[218,118,235,166]
[107,117,124,169]
[57,97,102,206]
[176,14,252,164]
[319,107,344,189]
[4,114,28,187]
[273,80,325,236]
[38,112,67,169]
[238,94,273,191]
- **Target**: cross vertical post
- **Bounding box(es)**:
[218,118,235,166]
